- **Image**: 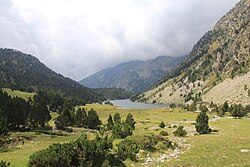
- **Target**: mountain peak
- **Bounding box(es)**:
[79,55,184,93]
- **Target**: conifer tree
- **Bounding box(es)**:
[125,113,135,130]
[107,114,114,130]
[195,106,211,134]
[113,113,121,124]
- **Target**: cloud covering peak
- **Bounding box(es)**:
[0,0,239,80]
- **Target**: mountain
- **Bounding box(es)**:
[79,56,184,93]
[135,0,250,105]
[0,48,106,103]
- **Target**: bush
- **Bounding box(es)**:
[159,121,165,128]
[246,105,250,113]
[28,135,124,167]
[169,103,176,109]
[173,126,187,137]
[116,139,140,162]
[134,134,158,151]
[0,160,10,167]
[159,131,168,136]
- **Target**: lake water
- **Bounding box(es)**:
[109,99,169,109]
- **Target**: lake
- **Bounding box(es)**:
[109,99,169,109]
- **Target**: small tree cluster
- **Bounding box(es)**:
[210,101,248,118]
[55,108,101,130]
[108,113,136,139]
[0,89,51,132]
[230,104,247,118]
[185,102,197,111]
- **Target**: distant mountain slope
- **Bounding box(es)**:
[79,56,184,93]
[136,0,250,105]
[0,48,105,103]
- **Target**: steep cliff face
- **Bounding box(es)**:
[136,0,250,105]
[79,56,184,93]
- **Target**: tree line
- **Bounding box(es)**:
[0,89,51,135]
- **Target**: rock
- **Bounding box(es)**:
[240,149,250,153]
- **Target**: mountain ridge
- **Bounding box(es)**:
[79,55,184,93]
[136,0,250,105]
[0,48,132,103]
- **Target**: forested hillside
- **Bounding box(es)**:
[0,48,106,103]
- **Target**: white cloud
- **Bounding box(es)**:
[0,0,240,80]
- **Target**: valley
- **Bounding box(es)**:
[1,103,249,167]
[0,0,249,166]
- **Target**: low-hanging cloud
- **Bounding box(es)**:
[0,0,240,80]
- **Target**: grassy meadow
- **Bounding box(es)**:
[2,88,35,101]
[0,103,249,166]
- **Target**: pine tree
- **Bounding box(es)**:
[222,101,229,112]
[75,108,84,127]
[159,121,165,128]
[87,109,101,130]
[107,114,114,130]
[29,102,51,128]
[113,113,121,124]
[125,113,135,130]
[0,108,8,135]
[195,106,211,134]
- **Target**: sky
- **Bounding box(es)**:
[0,0,240,80]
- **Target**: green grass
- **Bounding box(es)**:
[48,112,59,127]
[0,104,249,167]
[3,88,35,101]
[166,118,250,167]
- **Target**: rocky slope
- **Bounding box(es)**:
[136,0,250,105]
[79,56,184,93]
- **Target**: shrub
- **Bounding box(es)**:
[28,135,123,167]
[156,138,176,150]
[169,103,176,109]
[116,138,139,162]
[159,131,168,136]
[246,105,250,113]
[173,126,187,137]
[132,134,158,151]
[159,121,165,128]
[112,123,133,139]
[0,160,10,167]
